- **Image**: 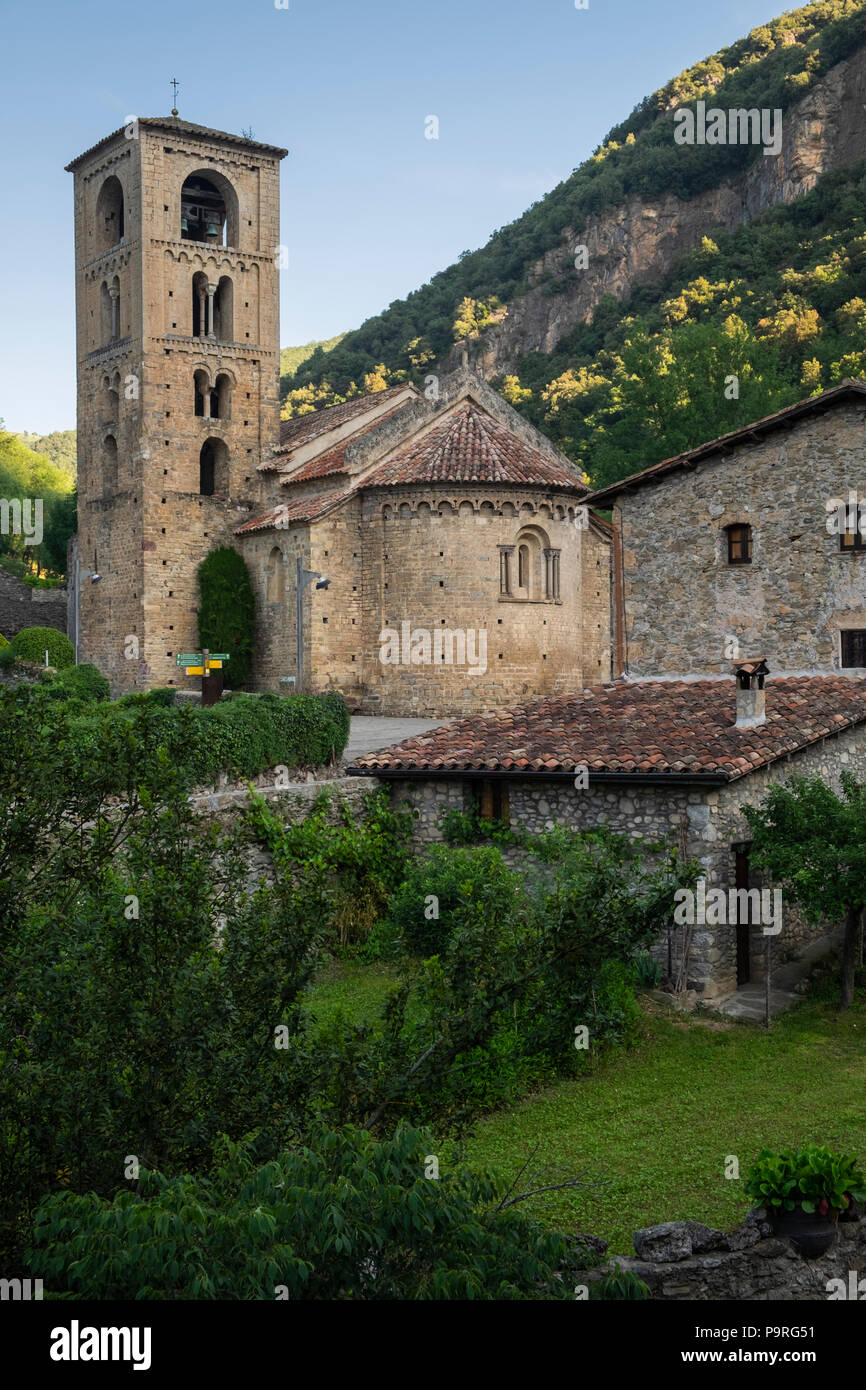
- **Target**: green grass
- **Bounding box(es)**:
[457,987,866,1254]
[304,959,404,1028]
[303,957,866,1256]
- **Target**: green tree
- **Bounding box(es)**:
[743,773,866,1009]
[196,547,256,687]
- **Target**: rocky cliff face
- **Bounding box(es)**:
[443,46,866,379]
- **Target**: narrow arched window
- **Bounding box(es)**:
[199,438,228,496]
[214,277,233,341]
[215,374,232,421]
[194,369,209,418]
[267,546,285,603]
[192,272,208,338]
[726,523,752,565]
[518,545,529,589]
[103,435,118,494]
[95,176,124,253]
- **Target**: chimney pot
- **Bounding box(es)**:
[733,659,768,728]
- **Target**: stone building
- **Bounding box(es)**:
[588,380,866,679]
[66,115,611,713]
[352,665,866,1003]
[351,384,866,1004]
[66,116,287,692]
[236,368,611,716]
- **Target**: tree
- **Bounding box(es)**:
[29,1125,575,1300]
[197,547,256,688]
[743,773,866,1009]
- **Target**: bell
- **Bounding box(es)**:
[180,216,189,234]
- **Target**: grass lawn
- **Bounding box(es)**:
[457,987,866,1254]
[306,959,866,1257]
[304,958,404,1028]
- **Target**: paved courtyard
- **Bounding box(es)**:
[344,716,449,762]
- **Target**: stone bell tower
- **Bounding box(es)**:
[66,114,287,690]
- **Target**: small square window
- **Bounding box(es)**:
[841,630,866,667]
[726,524,752,564]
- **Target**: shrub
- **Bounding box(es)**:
[0,634,8,649]
[10,626,74,670]
[388,844,524,957]
[249,788,415,951]
[0,646,15,672]
[45,663,110,703]
[197,547,256,688]
[28,1125,572,1300]
[115,686,176,709]
[633,949,663,988]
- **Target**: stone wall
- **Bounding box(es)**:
[611,400,866,678]
[0,571,68,639]
[386,717,866,1003]
[69,119,285,694]
[580,1212,866,1301]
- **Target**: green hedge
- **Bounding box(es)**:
[44,663,110,703]
[65,689,350,785]
[11,626,74,669]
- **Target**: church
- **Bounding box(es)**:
[66,114,610,714]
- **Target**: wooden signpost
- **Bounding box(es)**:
[175,650,229,706]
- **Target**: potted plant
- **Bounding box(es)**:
[744,1146,866,1258]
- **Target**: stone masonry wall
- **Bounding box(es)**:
[0,571,67,639]
[581,1212,866,1301]
[388,717,866,1003]
[612,401,866,677]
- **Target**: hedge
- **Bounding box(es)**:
[64,689,350,786]
[11,626,74,670]
[45,664,110,703]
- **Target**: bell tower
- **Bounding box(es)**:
[66,115,287,690]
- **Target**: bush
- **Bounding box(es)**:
[10,626,74,670]
[45,663,110,703]
[388,844,524,957]
[28,1125,572,1300]
[0,646,14,672]
[249,788,415,951]
[633,949,663,988]
[115,686,176,709]
[197,547,256,688]
[0,634,8,649]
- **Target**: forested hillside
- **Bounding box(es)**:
[280,0,866,485]
[0,425,75,579]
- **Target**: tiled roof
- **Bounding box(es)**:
[269,386,415,464]
[66,117,288,170]
[588,379,866,505]
[282,403,409,484]
[361,400,587,490]
[349,676,866,779]
[234,487,353,534]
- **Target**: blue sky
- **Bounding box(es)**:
[1,0,783,433]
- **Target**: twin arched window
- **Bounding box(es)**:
[194,370,231,420]
[499,527,560,600]
[192,273,233,341]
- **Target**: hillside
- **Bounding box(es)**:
[281,1,866,485]
[17,429,77,481]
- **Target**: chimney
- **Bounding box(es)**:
[733,659,768,728]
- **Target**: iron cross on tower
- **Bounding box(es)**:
[170,78,180,116]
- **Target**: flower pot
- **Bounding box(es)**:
[771,1203,838,1258]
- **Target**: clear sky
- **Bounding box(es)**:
[1,0,784,433]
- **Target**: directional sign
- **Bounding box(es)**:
[185,661,223,675]
[176,652,229,667]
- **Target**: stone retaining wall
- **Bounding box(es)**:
[580,1213,866,1301]
[0,570,67,639]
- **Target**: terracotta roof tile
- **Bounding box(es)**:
[268,386,414,464]
[361,400,587,490]
[234,487,353,534]
[349,676,866,779]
